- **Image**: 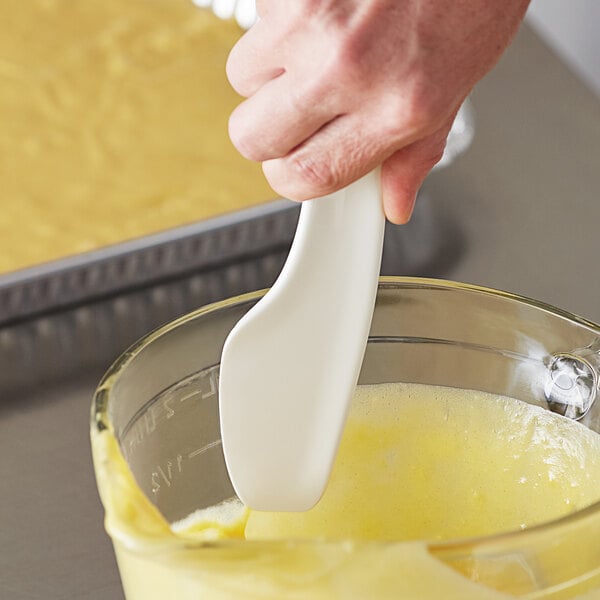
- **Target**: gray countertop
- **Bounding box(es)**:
[1,25,599,600]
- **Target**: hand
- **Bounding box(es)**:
[227,0,529,223]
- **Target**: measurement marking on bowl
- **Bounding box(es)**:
[150,442,222,494]
[188,440,222,460]
[178,370,218,403]
[178,390,202,404]
[121,367,222,461]
[151,455,184,494]
[162,396,177,419]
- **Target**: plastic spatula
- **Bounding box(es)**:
[219,170,384,511]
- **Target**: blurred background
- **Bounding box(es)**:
[0,2,598,599]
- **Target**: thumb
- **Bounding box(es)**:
[382,115,456,224]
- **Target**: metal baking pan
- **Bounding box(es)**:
[0,185,461,329]
[0,199,299,327]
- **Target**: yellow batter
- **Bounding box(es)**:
[0,0,273,274]
[244,383,600,542]
[92,383,600,599]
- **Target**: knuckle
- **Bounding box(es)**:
[225,47,245,96]
[226,32,262,98]
[289,154,340,194]
[382,97,410,139]
[228,112,263,161]
[384,82,444,141]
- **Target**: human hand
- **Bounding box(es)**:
[226,0,529,223]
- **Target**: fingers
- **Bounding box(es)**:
[229,71,341,162]
[381,115,457,224]
[259,103,458,206]
[233,72,457,222]
[261,112,391,201]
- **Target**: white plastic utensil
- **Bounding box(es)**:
[219,170,385,511]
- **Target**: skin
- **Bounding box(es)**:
[226,0,530,223]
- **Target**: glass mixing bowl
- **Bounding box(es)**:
[91,277,600,599]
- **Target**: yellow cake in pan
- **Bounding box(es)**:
[0,0,273,275]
